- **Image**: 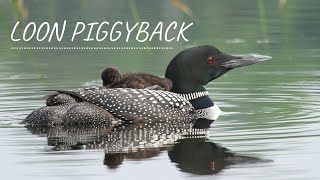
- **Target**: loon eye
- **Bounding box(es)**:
[207,57,214,63]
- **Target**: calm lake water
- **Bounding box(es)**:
[1,0,320,179]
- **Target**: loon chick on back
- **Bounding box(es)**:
[44,67,172,107]
[23,45,271,127]
[101,67,172,91]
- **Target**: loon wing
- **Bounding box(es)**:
[41,86,102,106]
[52,88,195,122]
[23,102,122,127]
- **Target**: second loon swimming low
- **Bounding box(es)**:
[23,45,271,127]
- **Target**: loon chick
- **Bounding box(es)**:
[101,67,172,91]
[23,45,271,126]
[44,67,172,107]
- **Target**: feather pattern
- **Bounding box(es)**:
[55,88,196,123]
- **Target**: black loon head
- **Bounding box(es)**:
[165,45,271,94]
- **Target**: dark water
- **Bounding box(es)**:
[0,0,320,179]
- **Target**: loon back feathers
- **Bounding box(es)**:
[54,88,196,122]
[23,102,121,127]
[45,92,78,106]
[44,86,102,106]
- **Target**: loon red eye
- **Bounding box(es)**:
[207,57,214,63]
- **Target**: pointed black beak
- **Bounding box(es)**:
[221,54,272,68]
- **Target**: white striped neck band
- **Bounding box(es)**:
[178,91,209,101]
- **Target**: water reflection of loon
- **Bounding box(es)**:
[25,121,271,175]
[169,138,272,175]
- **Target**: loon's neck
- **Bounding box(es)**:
[170,79,207,94]
[178,91,214,110]
[179,91,220,126]
[188,95,214,109]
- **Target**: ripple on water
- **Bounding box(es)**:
[207,79,320,162]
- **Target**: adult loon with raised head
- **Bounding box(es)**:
[23,45,271,127]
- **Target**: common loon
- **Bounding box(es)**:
[23,45,271,127]
[101,67,172,91]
